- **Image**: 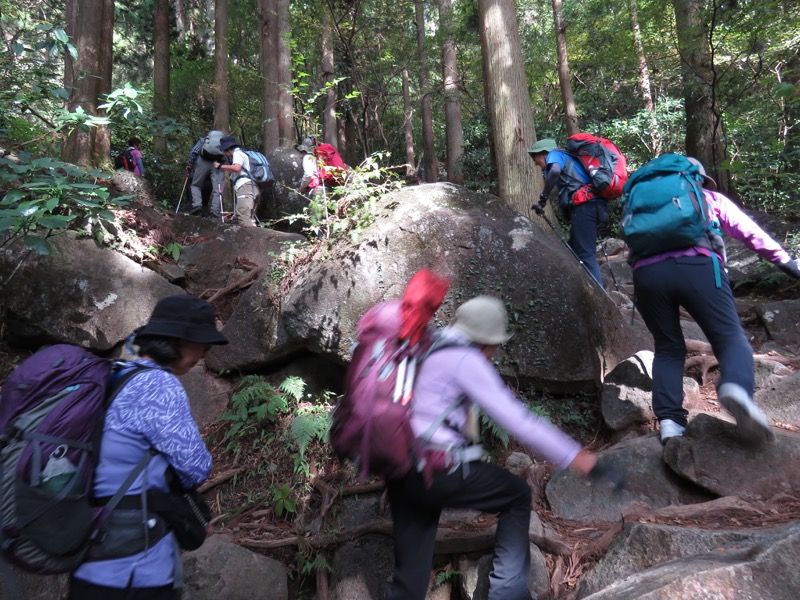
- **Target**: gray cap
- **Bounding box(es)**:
[686,157,717,190]
[296,136,317,153]
[451,296,512,345]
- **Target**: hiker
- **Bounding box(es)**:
[214,136,259,227]
[385,295,625,600]
[296,135,320,196]
[630,157,800,444]
[188,130,226,219]
[529,138,608,288]
[68,294,228,600]
[127,137,145,176]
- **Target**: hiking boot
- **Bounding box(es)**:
[718,382,774,444]
[659,419,685,444]
[189,206,204,216]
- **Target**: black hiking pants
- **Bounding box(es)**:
[386,460,533,600]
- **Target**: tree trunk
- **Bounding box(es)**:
[629,0,653,113]
[402,66,416,180]
[62,0,110,168]
[175,0,187,41]
[321,6,337,148]
[551,0,579,136]
[415,0,438,183]
[213,0,230,133]
[478,0,540,217]
[782,54,800,171]
[276,0,293,147]
[439,0,464,184]
[93,0,114,166]
[153,0,171,155]
[629,0,660,154]
[259,0,280,151]
[672,0,731,194]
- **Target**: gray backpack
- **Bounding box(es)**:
[203,130,225,156]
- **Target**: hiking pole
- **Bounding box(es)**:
[217,171,224,223]
[536,209,609,296]
[175,176,189,214]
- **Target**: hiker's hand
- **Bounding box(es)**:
[184,166,192,179]
[533,193,548,216]
[213,162,221,170]
[778,257,800,279]
[589,460,627,492]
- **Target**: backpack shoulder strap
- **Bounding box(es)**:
[417,336,471,443]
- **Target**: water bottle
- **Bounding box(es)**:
[40,445,83,496]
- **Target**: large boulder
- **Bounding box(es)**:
[0,233,183,350]
[212,183,652,390]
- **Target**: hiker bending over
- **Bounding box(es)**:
[214,136,259,227]
[188,130,226,219]
[69,295,228,600]
[630,158,800,444]
[529,138,608,288]
[386,295,624,600]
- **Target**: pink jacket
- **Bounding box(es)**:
[634,190,790,269]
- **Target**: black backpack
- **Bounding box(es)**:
[114,148,136,172]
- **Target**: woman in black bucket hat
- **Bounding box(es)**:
[69,295,227,600]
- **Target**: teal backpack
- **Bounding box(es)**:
[620,153,724,286]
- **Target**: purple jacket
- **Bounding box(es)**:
[73,359,211,589]
[634,190,790,269]
[411,328,582,470]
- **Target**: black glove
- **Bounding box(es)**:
[778,257,800,279]
[533,193,548,216]
[588,460,627,492]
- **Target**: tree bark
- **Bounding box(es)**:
[213,0,230,133]
[259,0,280,151]
[551,0,579,136]
[415,0,438,183]
[629,0,660,154]
[672,0,731,194]
[153,0,171,154]
[321,6,337,148]
[62,0,111,168]
[402,66,416,180]
[629,0,653,113]
[478,0,540,217]
[276,0,294,147]
[439,0,464,184]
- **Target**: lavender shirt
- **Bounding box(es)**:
[73,359,211,589]
[634,190,790,269]
[411,328,582,470]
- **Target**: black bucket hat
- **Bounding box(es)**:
[135,294,228,345]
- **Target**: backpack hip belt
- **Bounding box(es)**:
[416,443,484,484]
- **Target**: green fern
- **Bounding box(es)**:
[290,409,332,457]
[279,376,306,401]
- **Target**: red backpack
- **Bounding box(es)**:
[329,269,450,480]
[566,133,628,204]
[313,143,348,186]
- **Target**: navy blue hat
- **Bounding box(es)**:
[135,294,228,345]
[218,136,239,152]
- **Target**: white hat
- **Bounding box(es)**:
[451,296,512,345]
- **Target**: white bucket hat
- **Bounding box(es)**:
[451,296,512,345]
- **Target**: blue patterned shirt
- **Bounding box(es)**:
[72,359,212,589]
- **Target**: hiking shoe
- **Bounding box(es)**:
[718,382,774,444]
[659,419,685,444]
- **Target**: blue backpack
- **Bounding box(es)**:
[620,154,720,258]
[242,150,274,184]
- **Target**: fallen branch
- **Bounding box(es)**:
[237,516,573,556]
[206,266,263,303]
[199,468,243,493]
